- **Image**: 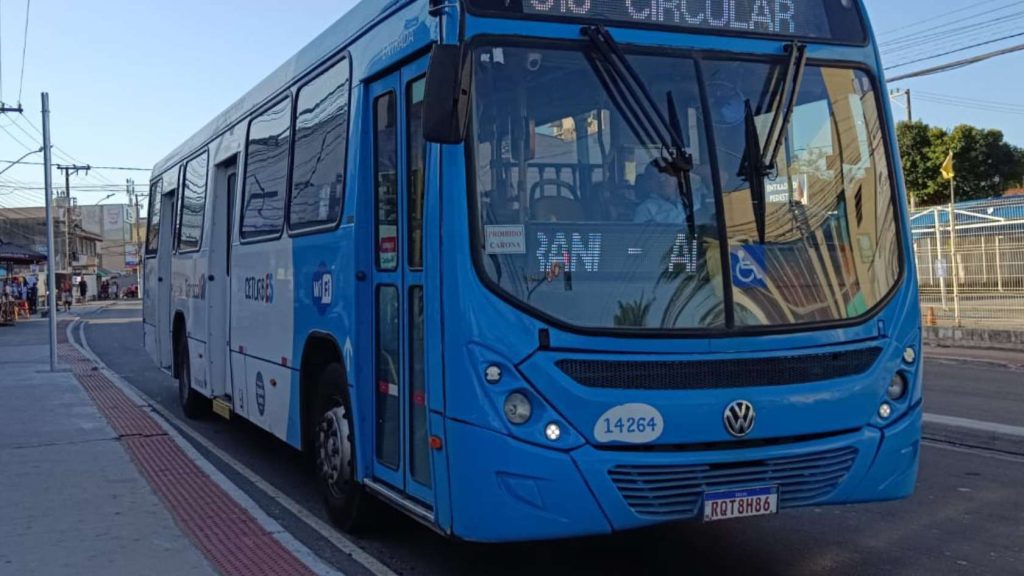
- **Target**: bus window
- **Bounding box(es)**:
[376,285,401,469]
[374,92,399,271]
[290,58,351,232]
[409,285,429,487]
[241,98,291,239]
[177,152,209,253]
[145,180,162,256]
[407,76,426,269]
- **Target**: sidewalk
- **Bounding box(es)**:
[0,315,216,575]
[0,313,323,575]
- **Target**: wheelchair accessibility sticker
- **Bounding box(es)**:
[731,246,767,289]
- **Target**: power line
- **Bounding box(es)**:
[914,95,1024,116]
[886,31,1024,71]
[4,113,122,190]
[887,42,1024,82]
[876,0,1010,38]
[882,15,1024,62]
[12,114,120,187]
[0,119,36,152]
[0,159,151,171]
[915,91,1024,112]
[880,3,1024,49]
[17,0,30,104]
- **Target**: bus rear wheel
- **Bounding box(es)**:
[176,333,208,419]
[315,363,374,533]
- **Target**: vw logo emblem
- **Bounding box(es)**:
[724,400,756,438]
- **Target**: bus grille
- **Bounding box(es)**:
[608,447,858,520]
[556,348,882,390]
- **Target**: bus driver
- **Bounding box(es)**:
[633,161,712,226]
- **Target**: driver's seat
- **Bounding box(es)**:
[531,197,585,222]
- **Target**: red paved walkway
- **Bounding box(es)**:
[59,321,316,576]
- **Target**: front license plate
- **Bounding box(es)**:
[702,486,778,522]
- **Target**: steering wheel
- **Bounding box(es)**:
[530,179,579,201]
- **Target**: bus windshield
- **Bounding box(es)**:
[469,43,900,332]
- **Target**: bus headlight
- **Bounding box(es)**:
[504,393,532,425]
[887,373,908,401]
[545,422,562,442]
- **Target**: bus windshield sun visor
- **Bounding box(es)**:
[582,25,697,235]
[738,41,807,244]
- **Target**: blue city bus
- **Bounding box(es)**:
[144,0,922,542]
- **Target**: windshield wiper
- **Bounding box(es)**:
[582,25,696,234]
[740,100,769,244]
[738,41,807,244]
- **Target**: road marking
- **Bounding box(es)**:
[924,413,1024,438]
[72,318,397,576]
[922,440,1024,464]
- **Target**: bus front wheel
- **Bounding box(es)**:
[316,363,374,532]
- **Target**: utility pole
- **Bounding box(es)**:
[890,88,915,210]
[55,164,90,277]
[129,178,143,292]
[949,174,960,327]
[125,178,141,289]
[42,93,58,372]
[889,88,912,123]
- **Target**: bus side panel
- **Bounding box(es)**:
[242,355,299,445]
[290,225,357,445]
[172,251,211,394]
[230,236,296,445]
[143,256,159,363]
[231,350,249,419]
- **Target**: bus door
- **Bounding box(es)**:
[154,181,178,369]
[206,157,237,400]
[366,57,435,508]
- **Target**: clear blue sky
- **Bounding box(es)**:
[0,0,1020,208]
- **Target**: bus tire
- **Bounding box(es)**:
[176,333,208,419]
[316,362,375,533]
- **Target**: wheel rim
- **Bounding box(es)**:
[317,406,351,499]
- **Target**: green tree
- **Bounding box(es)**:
[896,121,944,204]
[896,121,1024,206]
[948,125,1024,201]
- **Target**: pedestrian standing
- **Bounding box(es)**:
[62,280,73,312]
[110,280,119,300]
[79,278,88,303]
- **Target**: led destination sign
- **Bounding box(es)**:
[467,0,866,43]
[522,224,705,279]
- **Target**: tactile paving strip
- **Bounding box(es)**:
[124,436,315,576]
[76,372,165,437]
[60,326,315,576]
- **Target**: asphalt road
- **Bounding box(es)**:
[924,358,1024,428]
[81,303,1024,576]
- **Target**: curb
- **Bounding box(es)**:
[923,414,1024,457]
[61,318,340,576]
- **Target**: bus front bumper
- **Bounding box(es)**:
[446,405,921,542]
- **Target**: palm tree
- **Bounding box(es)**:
[614,294,653,327]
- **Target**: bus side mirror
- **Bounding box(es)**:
[423,44,472,144]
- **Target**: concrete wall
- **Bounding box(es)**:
[925,326,1024,351]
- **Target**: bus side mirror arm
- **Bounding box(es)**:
[423,44,472,144]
